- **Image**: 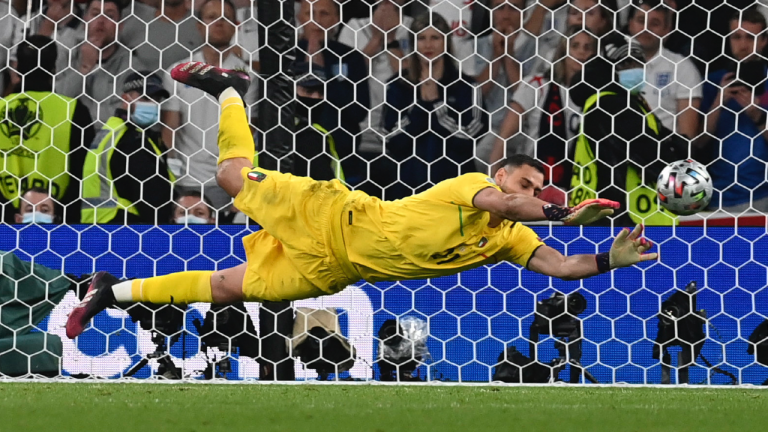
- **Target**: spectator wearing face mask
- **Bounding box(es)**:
[81,71,175,225]
[172,191,216,225]
[15,188,59,224]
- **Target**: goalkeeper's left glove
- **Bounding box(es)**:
[597,224,658,272]
[542,198,620,225]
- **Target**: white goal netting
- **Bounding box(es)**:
[1,0,768,385]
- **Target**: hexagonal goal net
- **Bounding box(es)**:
[0,0,767,385]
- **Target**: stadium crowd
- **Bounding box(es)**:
[0,0,766,225]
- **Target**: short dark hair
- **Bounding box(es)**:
[17,187,59,215]
[502,155,546,176]
[16,35,57,76]
[731,6,768,32]
[195,0,237,22]
[173,190,216,217]
[86,0,123,11]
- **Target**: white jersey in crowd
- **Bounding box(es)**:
[512,73,582,157]
[0,2,18,93]
[474,31,537,133]
[338,15,414,153]
[163,51,258,206]
[430,0,477,76]
[640,47,702,134]
[236,5,260,66]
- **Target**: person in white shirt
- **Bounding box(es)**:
[0,1,20,94]
[337,0,413,155]
[474,0,537,158]
[161,0,258,210]
[627,0,701,140]
[235,1,260,71]
[485,28,597,204]
[9,0,83,91]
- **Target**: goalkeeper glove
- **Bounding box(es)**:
[596,224,659,272]
[543,199,620,225]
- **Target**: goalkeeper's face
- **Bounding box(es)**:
[495,164,544,198]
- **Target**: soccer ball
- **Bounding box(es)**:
[656,159,713,216]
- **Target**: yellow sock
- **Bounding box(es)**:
[120,271,214,304]
[217,91,255,165]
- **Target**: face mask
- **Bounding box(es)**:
[175,215,209,225]
[22,212,54,224]
[131,101,160,127]
[617,68,645,94]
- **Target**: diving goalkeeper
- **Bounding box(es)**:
[66,62,657,339]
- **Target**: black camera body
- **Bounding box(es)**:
[653,281,707,361]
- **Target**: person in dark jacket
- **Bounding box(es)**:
[81,71,174,224]
[569,34,686,226]
[380,12,487,200]
[297,0,370,186]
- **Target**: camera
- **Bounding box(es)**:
[377,317,429,381]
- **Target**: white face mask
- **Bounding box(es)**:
[21,212,54,224]
[175,215,209,225]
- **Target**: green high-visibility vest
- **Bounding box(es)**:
[0,91,77,207]
[81,117,174,223]
[570,91,677,225]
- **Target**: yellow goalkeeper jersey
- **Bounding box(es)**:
[340,173,545,282]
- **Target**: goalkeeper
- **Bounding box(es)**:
[66,62,657,339]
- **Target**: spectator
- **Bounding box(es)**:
[131,0,204,72]
[567,0,615,37]
[380,12,487,200]
[172,190,216,224]
[569,34,685,225]
[699,59,768,212]
[14,188,58,224]
[337,0,413,157]
[487,27,597,205]
[55,0,136,125]
[0,35,94,224]
[81,71,175,225]
[11,0,85,77]
[162,0,257,211]
[292,62,346,181]
[701,7,768,119]
[474,0,538,167]
[627,0,702,140]
[234,0,260,71]
[297,0,370,186]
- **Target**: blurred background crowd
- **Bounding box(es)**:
[1,0,767,226]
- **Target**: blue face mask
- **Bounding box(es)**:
[618,68,645,94]
[131,101,160,127]
[22,212,54,224]
[175,215,209,225]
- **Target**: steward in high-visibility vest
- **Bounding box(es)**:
[0,35,94,224]
[568,35,686,226]
[293,67,346,182]
[81,72,174,224]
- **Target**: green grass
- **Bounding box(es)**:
[1,383,767,431]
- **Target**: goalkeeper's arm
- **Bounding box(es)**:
[527,224,658,280]
[473,188,619,225]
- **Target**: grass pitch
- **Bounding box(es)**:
[1,383,767,432]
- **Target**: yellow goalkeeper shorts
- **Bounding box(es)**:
[234,167,361,302]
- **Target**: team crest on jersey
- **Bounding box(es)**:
[478,237,488,248]
[247,171,267,182]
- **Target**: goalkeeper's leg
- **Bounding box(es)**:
[170,61,255,198]
[65,265,246,339]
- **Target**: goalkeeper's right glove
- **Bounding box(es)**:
[542,198,620,225]
[596,224,658,272]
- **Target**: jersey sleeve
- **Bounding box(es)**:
[446,173,501,208]
[501,223,545,268]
